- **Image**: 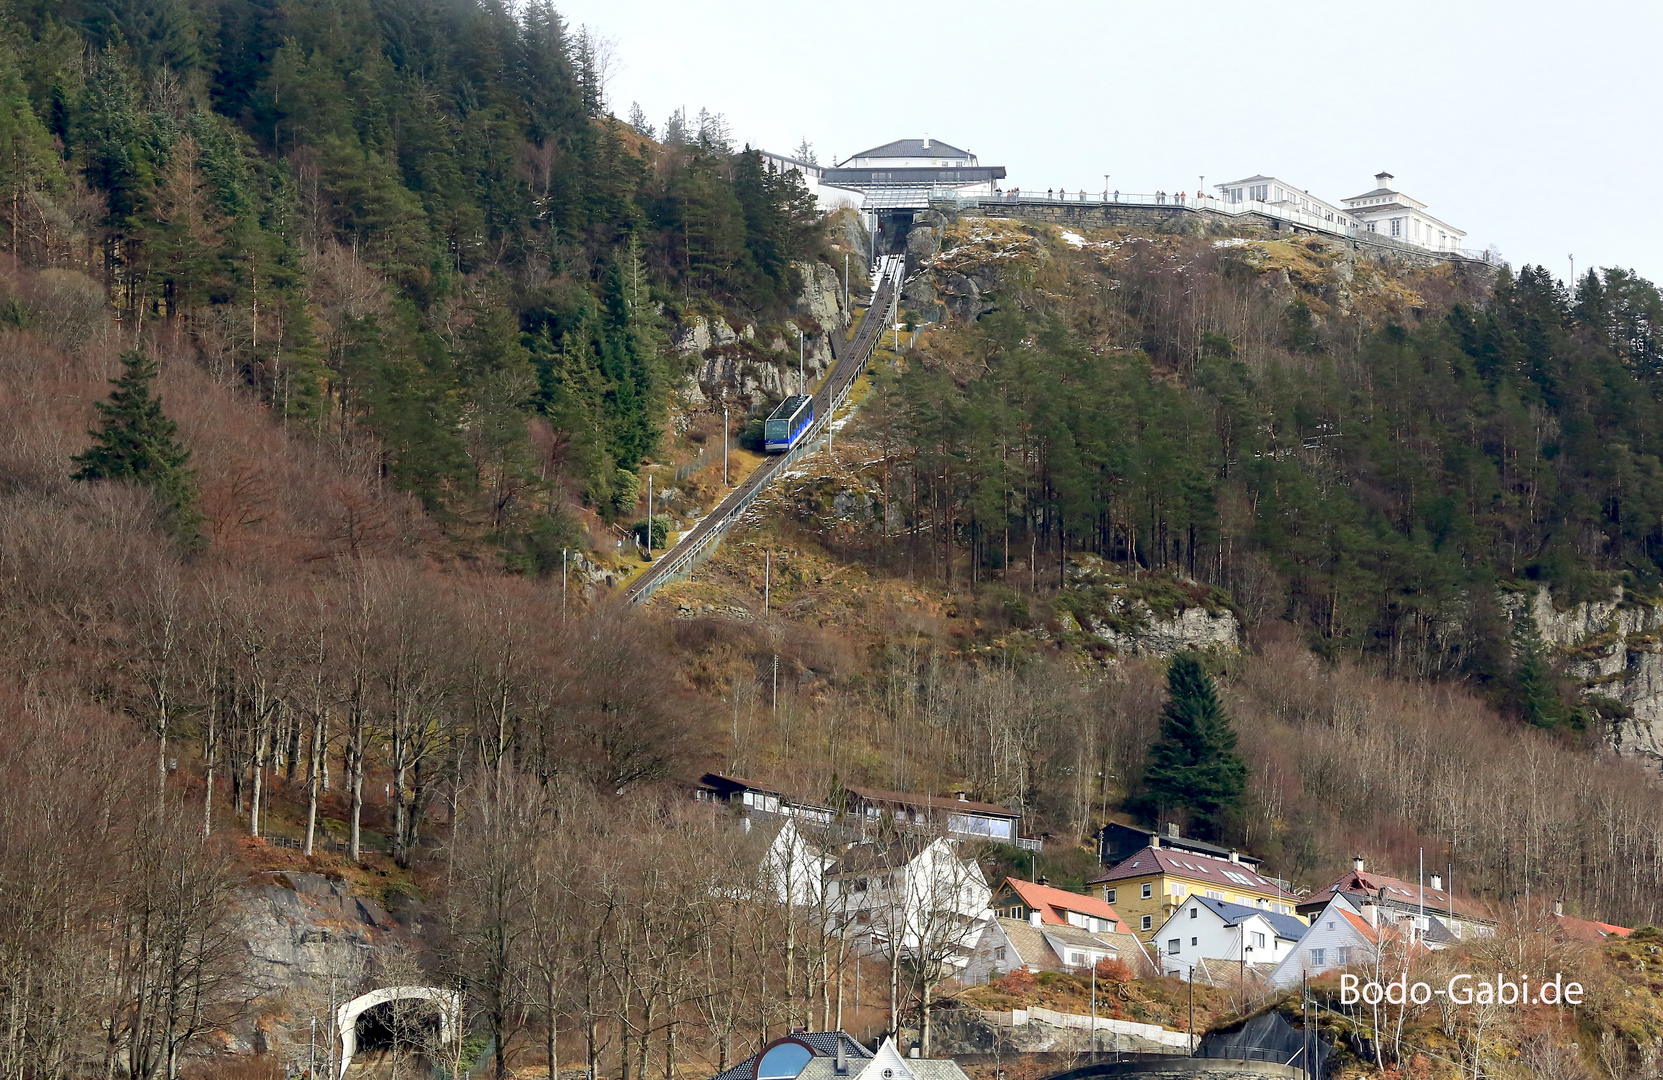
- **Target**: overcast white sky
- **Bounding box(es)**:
[552,0,1663,284]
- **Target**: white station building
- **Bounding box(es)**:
[762,136,1005,212]
[1210,170,1467,254]
[1341,172,1466,254]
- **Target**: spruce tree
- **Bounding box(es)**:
[71,349,202,545]
[1136,653,1247,840]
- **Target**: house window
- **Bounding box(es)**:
[1068,952,1085,967]
[1333,947,1349,965]
[854,879,869,892]
[1207,890,1223,900]
[1391,218,1402,237]
[1190,908,1198,919]
[1167,939,1181,955]
[1309,948,1326,966]
[994,946,1006,961]
[1142,916,1153,931]
[1106,889,1117,903]
[1191,937,1198,946]
[1142,883,1152,899]
[1250,184,1268,201]
[1251,932,1267,949]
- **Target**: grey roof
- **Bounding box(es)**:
[898,1062,971,1080]
[1193,897,1308,941]
[993,917,1120,971]
[795,1059,968,1080]
[709,1033,872,1080]
[1422,914,1456,945]
[827,837,930,875]
[847,138,971,161]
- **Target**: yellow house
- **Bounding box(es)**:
[1086,844,1302,943]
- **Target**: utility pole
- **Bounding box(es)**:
[646,470,653,558]
[764,549,770,612]
[798,328,805,393]
[1189,975,1195,1056]
[561,549,568,622]
[1090,959,1097,1042]
[723,405,730,486]
[772,653,779,714]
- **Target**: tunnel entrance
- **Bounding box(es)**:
[354,999,444,1054]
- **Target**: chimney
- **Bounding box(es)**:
[1229,850,1240,865]
[1429,874,1442,891]
[1352,856,1366,874]
[1375,171,1394,189]
[836,1035,848,1075]
[923,133,931,150]
[1164,823,1180,839]
[1150,835,1161,849]
[1037,876,1050,887]
[1029,910,1043,927]
[1554,899,1564,918]
[1361,899,1379,928]
[956,791,967,802]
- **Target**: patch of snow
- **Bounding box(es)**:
[1213,238,1255,248]
[1060,230,1086,248]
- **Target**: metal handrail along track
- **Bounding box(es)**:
[622,266,901,606]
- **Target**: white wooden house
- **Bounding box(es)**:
[1154,896,1308,981]
[962,914,1157,983]
[823,836,991,968]
[1341,172,1466,253]
[760,818,833,907]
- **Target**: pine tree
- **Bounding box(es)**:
[1509,616,1579,729]
[71,348,202,545]
[1135,653,1247,839]
[626,101,653,139]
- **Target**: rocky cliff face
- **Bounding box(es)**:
[234,871,419,1060]
[1508,586,1663,763]
[1059,556,1242,658]
[673,262,848,414]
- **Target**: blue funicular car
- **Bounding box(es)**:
[764,394,814,452]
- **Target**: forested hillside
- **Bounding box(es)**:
[0,0,820,551]
[872,226,1663,716]
[12,1,1663,1077]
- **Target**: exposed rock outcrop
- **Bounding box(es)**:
[1507,586,1663,763]
[1056,555,1241,657]
[234,871,421,1059]
[673,262,847,413]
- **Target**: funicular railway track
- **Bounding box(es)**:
[622,264,901,606]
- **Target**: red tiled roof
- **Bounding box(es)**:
[845,785,1015,818]
[1554,913,1631,943]
[1303,870,1490,923]
[1087,846,1288,898]
[999,878,1126,933]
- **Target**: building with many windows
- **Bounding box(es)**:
[1341,172,1466,253]
[1087,844,1301,943]
[1154,896,1308,982]
[1214,175,1355,228]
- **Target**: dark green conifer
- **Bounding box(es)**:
[71,348,202,546]
[1136,653,1247,840]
